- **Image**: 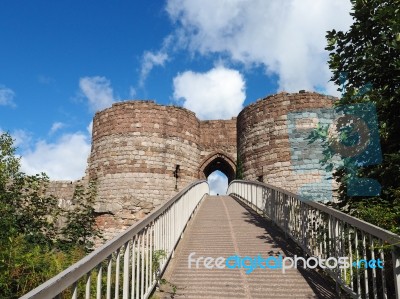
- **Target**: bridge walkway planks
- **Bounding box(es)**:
[158,195,337,299]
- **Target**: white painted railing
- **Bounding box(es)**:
[21,180,209,299]
[228,180,400,299]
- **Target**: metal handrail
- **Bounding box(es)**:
[228,179,400,299]
[21,180,209,299]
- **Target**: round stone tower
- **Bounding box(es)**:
[89,101,201,238]
[237,91,336,195]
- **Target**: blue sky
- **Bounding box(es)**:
[0,0,353,193]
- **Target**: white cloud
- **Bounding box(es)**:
[79,76,115,112]
[49,122,65,135]
[139,51,169,87]
[87,121,93,136]
[166,0,352,95]
[208,171,228,195]
[129,86,137,98]
[11,129,32,149]
[20,133,91,180]
[0,128,31,150]
[0,85,16,107]
[172,66,245,119]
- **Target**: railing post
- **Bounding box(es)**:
[284,194,288,238]
[96,265,102,299]
[107,256,112,299]
[131,236,136,297]
[72,282,78,299]
[85,271,91,299]
[271,189,275,222]
[379,239,387,298]
[123,242,130,299]
[393,246,400,299]
[115,249,121,299]
[250,184,253,208]
[172,202,176,258]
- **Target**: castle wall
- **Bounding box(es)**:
[199,118,237,160]
[237,92,336,196]
[198,119,237,180]
[47,91,338,241]
[88,101,201,239]
[46,180,79,209]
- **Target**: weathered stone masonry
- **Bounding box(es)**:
[87,101,237,239]
[237,92,335,194]
[50,91,335,240]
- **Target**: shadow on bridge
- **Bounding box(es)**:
[159,195,337,299]
[236,199,337,298]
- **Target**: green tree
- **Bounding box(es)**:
[0,132,101,298]
[236,151,244,180]
[60,180,102,252]
[0,133,60,246]
[322,0,400,232]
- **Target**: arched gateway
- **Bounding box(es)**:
[198,152,236,182]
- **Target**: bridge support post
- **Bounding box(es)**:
[283,194,288,239]
[393,246,400,299]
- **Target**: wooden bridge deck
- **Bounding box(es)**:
[159,195,337,299]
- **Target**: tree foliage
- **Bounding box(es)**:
[0,132,101,298]
[0,133,59,246]
[236,151,244,180]
[60,180,102,252]
[323,0,400,232]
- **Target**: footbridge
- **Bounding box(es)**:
[21,180,400,299]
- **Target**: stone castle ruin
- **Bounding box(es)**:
[49,91,335,240]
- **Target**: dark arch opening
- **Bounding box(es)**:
[199,153,236,183]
